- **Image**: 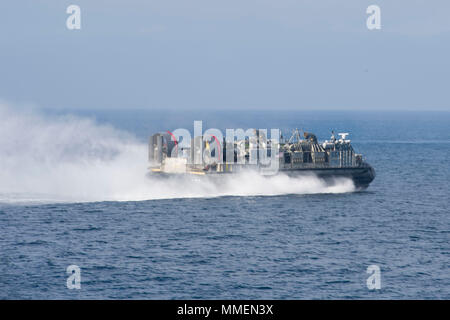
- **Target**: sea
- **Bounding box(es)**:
[0,106,449,299]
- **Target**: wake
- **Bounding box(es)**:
[0,103,354,204]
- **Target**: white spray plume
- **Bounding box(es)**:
[0,103,354,204]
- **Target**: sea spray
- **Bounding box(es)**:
[0,103,354,204]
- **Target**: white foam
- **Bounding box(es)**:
[0,103,355,204]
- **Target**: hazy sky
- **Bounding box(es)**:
[1,1,449,110]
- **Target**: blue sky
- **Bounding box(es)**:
[0,0,449,110]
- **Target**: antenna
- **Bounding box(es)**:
[287,128,303,146]
[330,130,336,142]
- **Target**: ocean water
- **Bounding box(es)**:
[0,106,449,299]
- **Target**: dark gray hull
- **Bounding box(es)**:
[149,164,375,190]
[279,165,375,189]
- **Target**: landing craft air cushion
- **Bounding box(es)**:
[148,129,375,189]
